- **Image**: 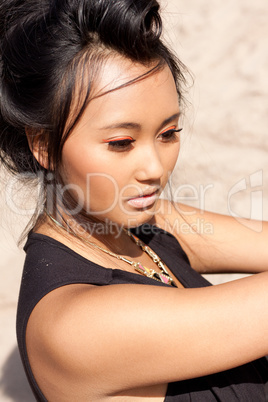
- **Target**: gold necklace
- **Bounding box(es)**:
[46,213,176,287]
[126,230,176,286]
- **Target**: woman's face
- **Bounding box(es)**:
[60,57,181,229]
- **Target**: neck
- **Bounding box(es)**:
[45,211,136,255]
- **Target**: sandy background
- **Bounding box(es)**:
[1,0,268,400]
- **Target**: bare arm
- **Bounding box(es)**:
[26,273,268,399]
[154,200,268,274]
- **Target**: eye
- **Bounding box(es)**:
[159,126,182,143]
[103,137,136,152]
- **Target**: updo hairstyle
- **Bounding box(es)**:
[0,0,187,233]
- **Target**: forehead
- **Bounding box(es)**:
[74,57,179,132]
[92,56,175,98]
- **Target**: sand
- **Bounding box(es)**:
[1,1,268,400]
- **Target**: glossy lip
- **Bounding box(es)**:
[126,187,160,209]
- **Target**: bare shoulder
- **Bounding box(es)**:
[26,284,103,400]
[26,283,171,400]
[26,275,268,400]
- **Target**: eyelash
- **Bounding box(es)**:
[105,137,136,152]
[104,128,183,152]
[159,128,182,143]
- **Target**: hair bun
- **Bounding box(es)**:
[73,0,162,59]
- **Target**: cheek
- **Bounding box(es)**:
[61,147,127,213]
[87,174,118,209]
[61,144,104,186]
[62,141,126,182]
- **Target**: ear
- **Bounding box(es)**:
[25,127,49,170]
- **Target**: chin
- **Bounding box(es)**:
[122,212,156,229]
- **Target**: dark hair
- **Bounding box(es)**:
[0,0,188,234]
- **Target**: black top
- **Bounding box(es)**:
[16,224,268,401]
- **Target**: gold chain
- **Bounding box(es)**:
[46,213,176,286]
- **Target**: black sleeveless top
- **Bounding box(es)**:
[16,225,268,401]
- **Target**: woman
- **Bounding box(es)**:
[0,0,267,400]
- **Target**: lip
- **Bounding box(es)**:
[126,188,160,209]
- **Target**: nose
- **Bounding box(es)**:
[135,144,164,182]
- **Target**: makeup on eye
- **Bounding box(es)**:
[102,136,136,151]
[158,126,183,142]
[101,125,182,151]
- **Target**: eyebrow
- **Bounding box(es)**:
[99,112,181,132]
[160,112,181,130]
[100,122,141,131]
